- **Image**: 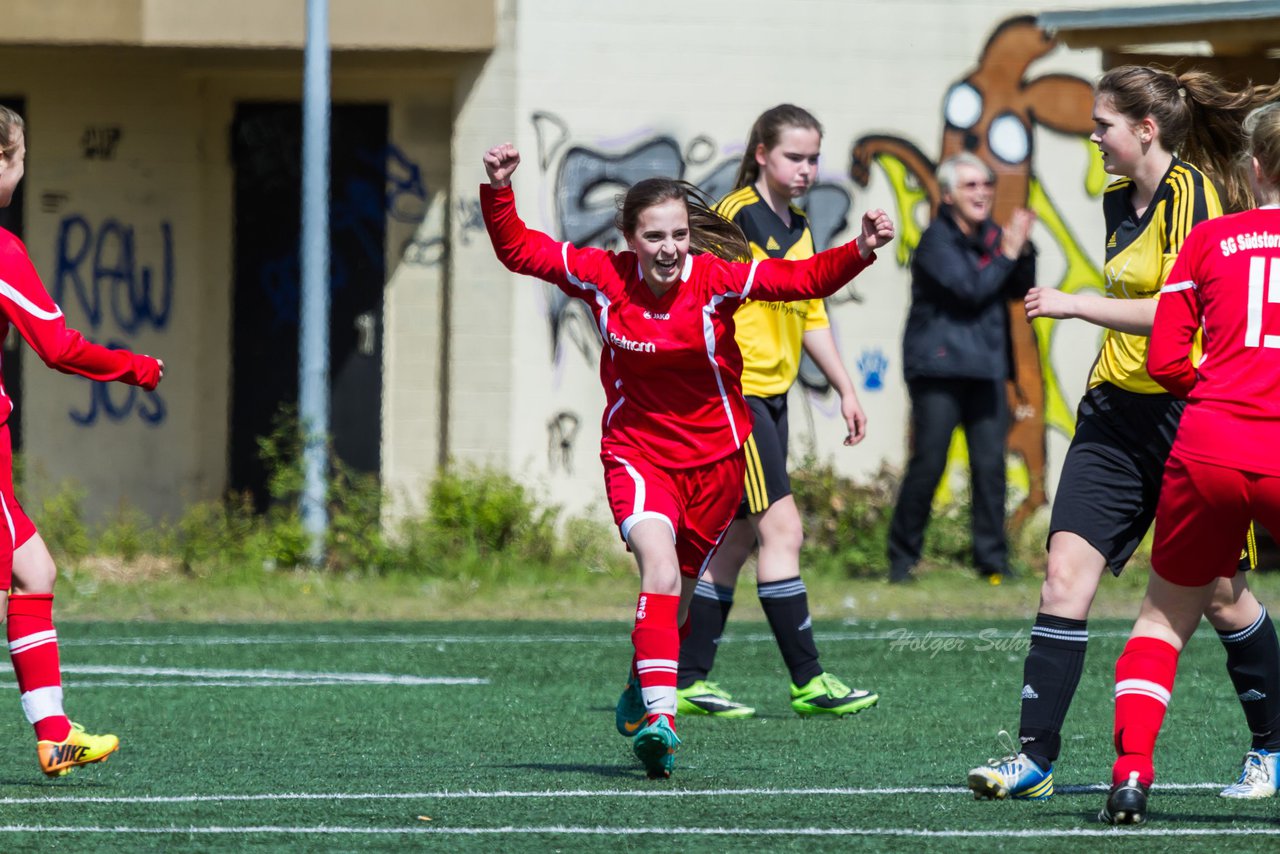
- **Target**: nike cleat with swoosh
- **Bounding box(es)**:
[37,722,119,778]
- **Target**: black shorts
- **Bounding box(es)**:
[739,394,790,518]
[1048,382,1184,575]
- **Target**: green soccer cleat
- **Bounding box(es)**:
[789,672,879,717]
[615,674,645,737]
[632,715,681,779]
[676,680,755,718]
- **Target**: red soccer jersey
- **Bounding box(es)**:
[1149,206,1280,476]
[482,184,874,468]
[0,228,161,424]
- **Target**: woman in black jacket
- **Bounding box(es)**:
[887,152,1035,584]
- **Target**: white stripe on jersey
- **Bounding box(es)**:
[740,259,760,301]
[561,242,612,341]
[1161,280,1196,294]
[703,292,740,446]
[0,277,63,321]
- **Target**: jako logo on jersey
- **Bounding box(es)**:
[636,595,647,620]
[642,310,670,320]
[610,331,656,353]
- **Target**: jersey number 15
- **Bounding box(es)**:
[1247,256,1280,349]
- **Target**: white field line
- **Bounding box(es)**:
[0,783,1225,805]
[59,629,1145,648]
[0,825,1276,838]
[0,665,487,687]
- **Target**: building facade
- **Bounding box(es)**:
[1,0,1276,528]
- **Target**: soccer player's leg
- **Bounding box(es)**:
[2,483,119,779]
[969,416,1151,801]
[676,518,755,718]
[1104,456,1248,823]
[604,454,682,769]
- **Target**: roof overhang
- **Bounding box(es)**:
[1039,1,1280,57]
[0,0,495,53]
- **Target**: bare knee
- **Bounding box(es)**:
[1203,577,1260,631]
[1039,547,1104,619]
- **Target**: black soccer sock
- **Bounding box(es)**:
[1218,605,1280,751]
[675,580,735,689]
[1018,613,1089,770]
[758,577,822,687]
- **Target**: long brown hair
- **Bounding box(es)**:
[616,178,750,261]
[733,104,823,191]
[1097,65,1280,210]
[0,106,23,159]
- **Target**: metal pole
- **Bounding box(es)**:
[300,0,330,565]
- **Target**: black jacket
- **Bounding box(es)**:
[902,205,1035,382]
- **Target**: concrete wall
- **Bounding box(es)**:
[0,0,1210,534]
[446,0,1126,530]
[2,45,458,522]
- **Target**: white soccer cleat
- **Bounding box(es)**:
[1220,749,1278,799]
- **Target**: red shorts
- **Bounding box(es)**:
[1151,453,1280,587]
[601,448,745,579]
[0,423,38,591]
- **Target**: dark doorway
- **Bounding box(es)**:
[0,96,25,455]
[230,102,387,510]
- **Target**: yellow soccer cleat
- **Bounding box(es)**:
[37,722,119,778]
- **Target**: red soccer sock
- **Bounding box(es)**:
[1112,635,1179,786]
[7,594,71,742]
[631,592,679,725]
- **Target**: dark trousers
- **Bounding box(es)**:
[888,377,1009,578]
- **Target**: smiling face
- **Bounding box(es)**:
[1091,94,1149,179]
[756,125,821,199]
[942,160,995,233]
[626,198,690,292]
[0,127,26,209]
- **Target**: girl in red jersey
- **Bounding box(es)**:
[1101,102,1280,826]
[482,142,893,778]
[0,106,164,777]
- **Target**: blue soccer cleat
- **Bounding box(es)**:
[967,731,1054,800]
[1220,749,1278,799]
[615,674,645,737]
[632,716,681,779]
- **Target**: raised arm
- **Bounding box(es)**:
[746,208,893,302]
[0,241,161,389]
[481,143,607,292]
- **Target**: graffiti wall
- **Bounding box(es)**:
[495,2,1113,524]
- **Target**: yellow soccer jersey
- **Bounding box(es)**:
[1090,159,1221,394]
[715,185,829,397]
